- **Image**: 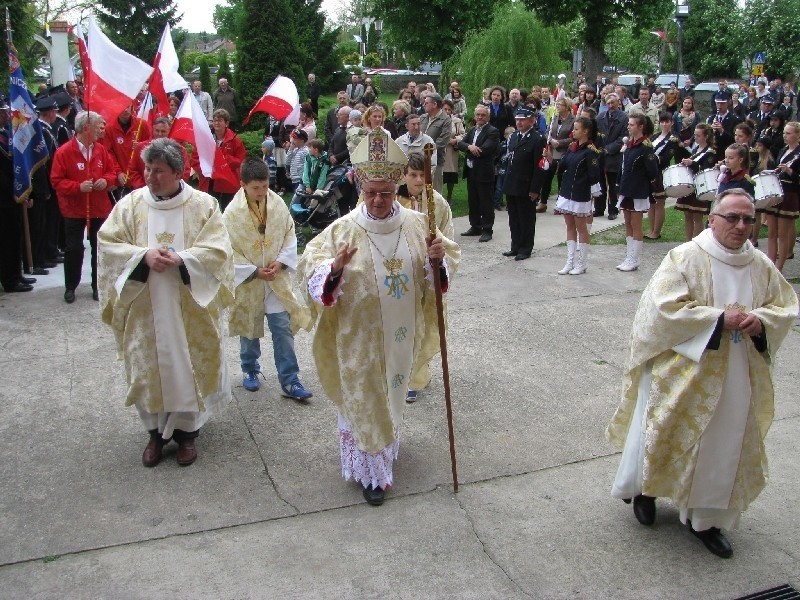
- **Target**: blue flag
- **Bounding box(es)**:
[9,41,48,204]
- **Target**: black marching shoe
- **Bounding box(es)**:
[362,484,385,506]
[502,250,517,257]
[64,289,76,304]
[691,525,733,558]
[593,210,604,218]
[632,494,656,525]
[478,232,493,242]
[608,212,619,221]
[514,254,530,261]
[4,281,33,292]
[460,227,482,236]
[21,276,37,284]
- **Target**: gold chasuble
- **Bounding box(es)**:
[98,185,234,430]
[299,204,460,454]
[607,230,797,515]
[224,187,312,338]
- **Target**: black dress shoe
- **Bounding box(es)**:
[362,484,385,506]
[31,267,49,275]
[4,281,33,292]
[608,212,619,221]
[64,289,76,304]
[502,250,517,257]
[92,288,99,301]
[514,254,530,261]
[460,227,482,236]
[21,276,36,284]
[691,526,733,558]
[593,210,604,218]
[478,232,492,242]
[633,494,656,525]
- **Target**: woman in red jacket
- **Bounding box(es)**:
[198,108,246,212]
[50,110,116,303]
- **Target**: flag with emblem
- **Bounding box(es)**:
[8,28,48,203]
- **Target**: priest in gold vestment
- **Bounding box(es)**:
[98,139,234,468]
[298,130,460,506]
[607,190,798,558]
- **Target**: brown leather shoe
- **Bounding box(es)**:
[177,439,197,466]
[142,438,164,467]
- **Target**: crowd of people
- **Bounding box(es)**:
[4,68,799,561]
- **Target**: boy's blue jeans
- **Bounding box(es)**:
[239,311,300,388]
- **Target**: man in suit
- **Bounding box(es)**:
[458,104,500,242]
[501,106,545,260]
[325,91,349,145]
[419,93,452,193]
[345,75,364,107]
[328,106,351,167]
[595,93,628,219]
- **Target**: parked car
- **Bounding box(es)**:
[656,73,692,88]
[617,74,644,87]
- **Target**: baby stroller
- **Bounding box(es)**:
[289,164,355,246]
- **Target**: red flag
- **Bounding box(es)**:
[149,24,186,120]
[170,93,216,177]
[212,146,240,189]
[243,75,299,124]
[73,23,91,100]
[137,92,156,126]
[650,30,668,41]
[83,16,153,123]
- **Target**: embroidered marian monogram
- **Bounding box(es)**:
[384,257,409,299]
[394,326,408,342]
[391,373,405,388]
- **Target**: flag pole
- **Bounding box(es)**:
[423,142,458,493]
[6,8,34,273]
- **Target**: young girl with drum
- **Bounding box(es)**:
[552,116,602,275]
[751,135,777,246]
[675,123,717,240]
[717,143,755,197]
[765,121,800,272]
[645,112,679,239]
[616,114,664,272]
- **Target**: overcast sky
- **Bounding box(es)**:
[174,0,338,34]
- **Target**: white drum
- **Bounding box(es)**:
[694,168,720,201]
[662,165,694,198]
[753,172,783,209]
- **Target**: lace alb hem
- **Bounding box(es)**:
[338,413,399,490]
[308,258,345,306]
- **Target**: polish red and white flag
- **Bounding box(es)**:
[81,16,153,123]
[149,24,187,120]
[169,93,216,179]
[243,75,299,124]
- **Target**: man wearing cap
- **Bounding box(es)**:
[29,96,59,275]
[420,92,452,193]
[707,94,741,154]
[747,94,778,140]
[0,97,34,292]
[298,129,460,506]
[501,105,545,260]
[711,80,732,112]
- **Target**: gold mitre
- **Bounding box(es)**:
[351,129,407,184]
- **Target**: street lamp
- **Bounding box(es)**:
[674,0,690,84]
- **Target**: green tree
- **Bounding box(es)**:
[442,4,569,118]
[6,0,39,78]
[682,0,744,81]
[212,0,243,40]
[217,48,232,84]
[236,0,303,124]
[522,0,671,78]
[95,0,181,60]
[742,0,800,80]
[372,0,499,65]
[363,52,381,68]
[198,55,212,93]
